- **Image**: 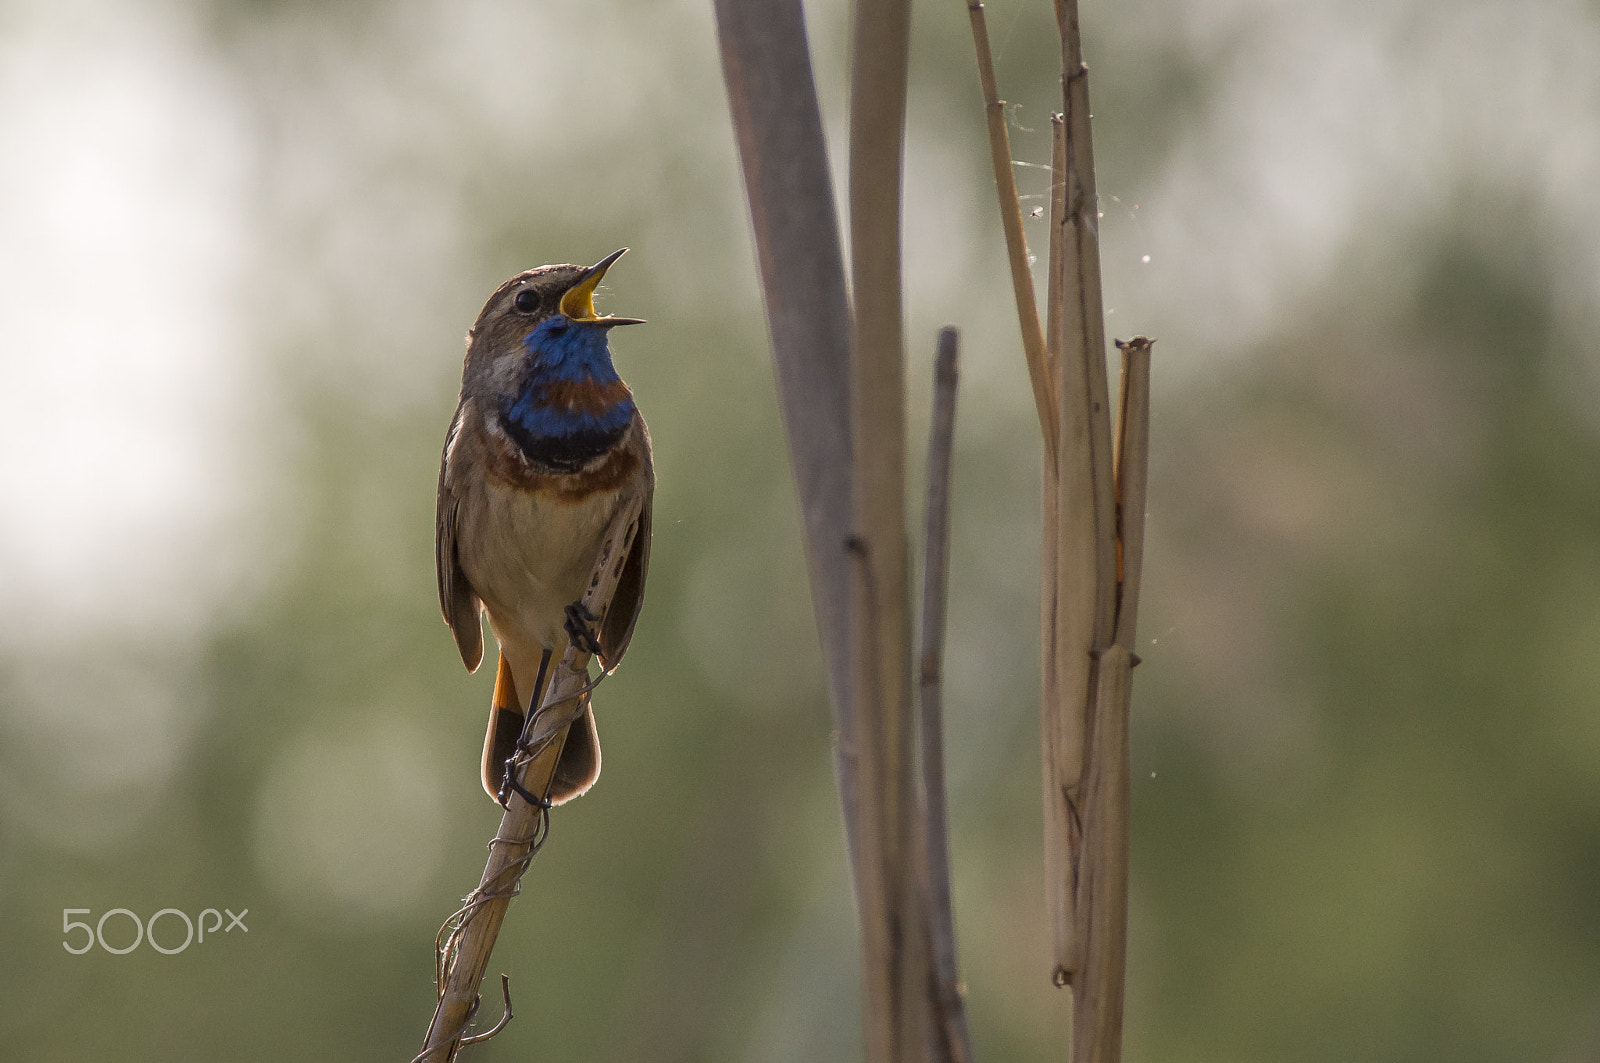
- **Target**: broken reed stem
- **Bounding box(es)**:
[1071,341,1149,1063]
[919,328,974,1063]
[965,0,1057,462]
[1112,339,1153,652]
[415,499,645,1063]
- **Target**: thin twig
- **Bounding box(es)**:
[414,499,645,1063]
[918,329,974,1063]
[965,0,1057,461]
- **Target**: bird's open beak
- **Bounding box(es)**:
[558,247,646,326]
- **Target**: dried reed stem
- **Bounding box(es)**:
[415,499,646,1063]
[1071,338,1150,1063]
[1048,0,1119,985]
[965,0,1058,460]
[964,3,1152,1059]
[1112,338,1153,652]
[710,0,859,864]
[919,328,974,1063]
[1072,643,1131,1063]
[1046,113,1067,381]
[850,0,926,1057]
[1055,5,1117,623]
[1038,112,1071,980]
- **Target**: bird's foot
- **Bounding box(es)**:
[564,601,604,657]
[497,756,554,811]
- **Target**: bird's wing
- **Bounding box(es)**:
[599,488,651,669]
[437,404,484,672]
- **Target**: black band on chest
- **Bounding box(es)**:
[499,412,629,473]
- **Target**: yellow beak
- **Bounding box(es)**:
[558,247,645,326]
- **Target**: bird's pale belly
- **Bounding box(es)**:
[458,476,625,659]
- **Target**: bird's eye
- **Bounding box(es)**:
[514,290,540,314]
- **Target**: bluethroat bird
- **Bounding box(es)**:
[436,248,652,806]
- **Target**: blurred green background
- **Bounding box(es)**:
[3,0,1600,1059]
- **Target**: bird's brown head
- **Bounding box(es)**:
[461,248,643,395]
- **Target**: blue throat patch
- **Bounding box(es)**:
[500,315,635,471]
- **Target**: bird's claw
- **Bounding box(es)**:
[497,755,554,810]
[564,601,604,657]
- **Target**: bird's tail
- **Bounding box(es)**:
[481,650,602,805]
